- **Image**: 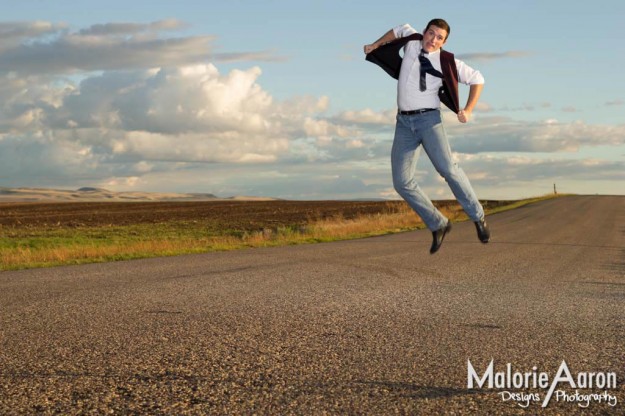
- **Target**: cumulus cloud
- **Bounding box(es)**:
[446,117,625,154]
[0,133,108,184]
[54,65,278,135]
[324,107,625,156]
[455,153,624,183]
[0,72,73,133]
[0,60,360,173]
[1,20,622,199]
[52,64,307,163]
[335,108,396,125]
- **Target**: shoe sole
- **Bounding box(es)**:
[430,222,452,254]
[476,222,490,244]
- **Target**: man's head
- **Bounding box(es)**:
[422,18,450,53]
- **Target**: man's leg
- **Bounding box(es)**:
[391,114,448,231]
[420,112,485,222]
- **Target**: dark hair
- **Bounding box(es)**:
[425,18,451,40]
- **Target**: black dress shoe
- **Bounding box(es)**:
[430,220,452,254]
[475,219,490,243]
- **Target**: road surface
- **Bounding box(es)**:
[1,195,624,414]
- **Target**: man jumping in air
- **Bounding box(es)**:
[364,19,490,254]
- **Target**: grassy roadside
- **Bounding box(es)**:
[0,194,563,271]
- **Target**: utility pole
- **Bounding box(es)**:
[553,183,557,195]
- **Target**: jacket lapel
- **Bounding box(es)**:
[438,50,460,114]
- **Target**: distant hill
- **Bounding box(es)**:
[0,186,255,202]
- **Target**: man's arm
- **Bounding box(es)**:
[457,83,483,123]
[363,29,396,54]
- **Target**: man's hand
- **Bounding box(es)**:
[364,29,397,55]
[459,84,483,123]
[457,109,472,123]
[363,44,377,54]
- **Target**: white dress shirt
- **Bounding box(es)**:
[393,24,484,111]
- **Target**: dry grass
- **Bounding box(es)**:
[0,237,244,270]
[306,202,464,239]
[0,202,464,269]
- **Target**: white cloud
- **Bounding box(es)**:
[456,51,531,62]
[113,130,287,163]
[336,108,396,125]
[0,20,623,200]
[0,20,283,75]
[0,59,361,179]
[446,116,625,154]
[77,19,188,36]
[50,64,300,163]
[213,50,287,63]
[0,21,67,44]
[0,133,104,184]
[498,102,551,112]
[450,153,625,199]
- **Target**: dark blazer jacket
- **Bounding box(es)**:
[365,33,460,114]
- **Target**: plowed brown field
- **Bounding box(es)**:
[0,200,510,231]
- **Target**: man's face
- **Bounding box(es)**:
[422,25,447,53]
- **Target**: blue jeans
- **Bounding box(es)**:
[391,110,484,231]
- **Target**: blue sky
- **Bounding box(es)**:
[1,0,623,199]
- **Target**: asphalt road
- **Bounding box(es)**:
[1,195,624,415]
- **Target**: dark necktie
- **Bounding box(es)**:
[419,50,443,91]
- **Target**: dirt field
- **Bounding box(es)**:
[0,200,400,229]
[0,200,511,231]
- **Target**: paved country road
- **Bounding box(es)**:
[1,195,624,415]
